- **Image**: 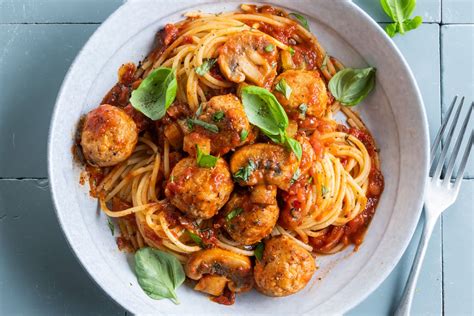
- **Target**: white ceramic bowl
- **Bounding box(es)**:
[48,0,429,314]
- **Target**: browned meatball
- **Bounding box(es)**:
[230,143,299,191]
[254,235,316,297]
[80,104,138,167]
[184,94,252,155]
[165,157,233,219]
[222,185,279,245]
[273,70,329,118]
[218,31,278,88]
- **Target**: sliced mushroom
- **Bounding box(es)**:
[194,275,228,296]
[218,31,278,88]
[230,143,299,191]
[185,248,253,293]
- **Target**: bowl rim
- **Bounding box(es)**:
[47,0,430,314]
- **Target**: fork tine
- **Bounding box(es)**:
[431,96,459,165]
[443,102,473,184]
[453,130,473,191]
[432,97,465,179]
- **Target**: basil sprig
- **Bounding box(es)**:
[380,0,422,37]
[134,247,185,304]
[195,58,217,76]
[130,67,177,120]
[196,145,218,168]
[288,13,310,31]
[328,67,376,106]
[241,86,302,160]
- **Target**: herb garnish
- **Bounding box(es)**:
[290,169,301,184]
[107,218,114,236]
[196,145,218,168]
[380,0,422,37]
[240,129,249,142]
[233,159,257,182]
[187,230,203,246]
[134,247,185,304]
[254,242,265,261]
[130,67,177,120]
[288,47,295,56]
[265,44,275,52]
[212,111,225,122]
[195,58,217,76]
[226,208,243,221]
[274,78,292,99]
[298,103,308,119]
[328,67,376,106]
[187,118,219,133]
[288,13,310,31]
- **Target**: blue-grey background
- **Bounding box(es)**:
[0,0,472,315]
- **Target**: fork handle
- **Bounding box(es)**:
[394,211,438,316]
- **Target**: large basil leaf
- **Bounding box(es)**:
[380,0,422,37]
[328,67,376,106]
[241,85,288,136]
[130,67,177,120]
[134,247,185,304]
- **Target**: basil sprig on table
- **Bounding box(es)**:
[196,145,218,168]
[380,0,422,37]
[288,12,310,31]
[130,67,177,120]
[241,86,302,160]
[328,67,376,106]
[134,247,185,304]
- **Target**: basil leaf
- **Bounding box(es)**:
[264,44,274,52]
[328,67,376,106]
[187,118,219,133]
[107,218,114,236]
[195,58,217,76]
[196,145,218,168]
[212,111,225,122]
[284,136,302,161]
[254,242,264,261]
[195,103,203,117]
[226,208,243,221]
[187,230,203,246]
[380,0,422,36]
[134,247,185,304]
[130,67,177,120]
[233,159,256,182]
[274,78,292,99]
[289,12,310,31]
[241,85,289,136]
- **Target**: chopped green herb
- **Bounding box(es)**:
[321,185,329,196]
[195,58,217,76]
[187,118,219,133]
[288,47,295,56]
[240,129,249,142]
[264,44,274,52]
[226,208,243,221]
[298,103,308,119]
[195,103,203,117]
[254,242,265,261]
[196,145,218,168]
[289,12,310,31]
[307,176,313,184]
[187,230,203,246]
[107,218,115,236]
[233,159,257,182]
[274,78,292,99]
[290,168,301,184]
[320,54,329,71]
[212,111,225,122]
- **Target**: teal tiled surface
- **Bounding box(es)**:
[442,0,474,23]
[0,0,473,315]
[441,25,474,179]
[0,24,98,178]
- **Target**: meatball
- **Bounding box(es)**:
[222,185,279,245]
[230,143,299,191]
[80,104,138,167]
[165,157,233,219]
[254,235,316,297]
[184,94,252,156]
[273,70,329,118]
[218,31,278,88]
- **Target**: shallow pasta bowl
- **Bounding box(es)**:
[48,0,429,314]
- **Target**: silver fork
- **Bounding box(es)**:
[395,96,473,316]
